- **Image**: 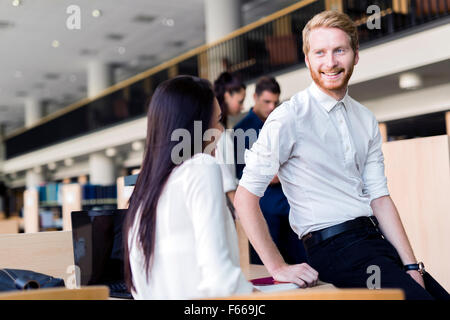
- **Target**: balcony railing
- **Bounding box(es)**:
[4,0,449,159]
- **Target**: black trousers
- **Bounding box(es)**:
[304,224,435,300]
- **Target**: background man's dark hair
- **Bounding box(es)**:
[255,76,280,96]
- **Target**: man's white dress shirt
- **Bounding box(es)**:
[129,153,253,299]
[239,82,390,238]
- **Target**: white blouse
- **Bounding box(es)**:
[128,153,253,299]
[215,130,238,193]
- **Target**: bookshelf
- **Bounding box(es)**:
[38,183,63,231]
[23,182,118,232]
[116,174,137,210]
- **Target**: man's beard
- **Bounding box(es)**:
[310,63,355,94]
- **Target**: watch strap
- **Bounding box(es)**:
[404,262,425,274]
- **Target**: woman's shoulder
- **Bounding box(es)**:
[187,152,219,165]
[170,153,223,194]
[174,153,221,178]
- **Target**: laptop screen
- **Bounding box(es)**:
[71,209,127,286]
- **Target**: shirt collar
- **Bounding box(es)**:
[308,81,349,113]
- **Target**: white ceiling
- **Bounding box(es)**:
[0,0,207,134]
[0,0,300,135]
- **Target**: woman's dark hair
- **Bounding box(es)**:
[123,75,215,291]
[213,72,245,127]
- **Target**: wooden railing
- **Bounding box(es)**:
[4,0,449,159]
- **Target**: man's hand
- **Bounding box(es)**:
[407,270,425,289]
[271,263,319,288]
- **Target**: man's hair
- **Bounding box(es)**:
[255,76,280,96]
[302,10,359,55]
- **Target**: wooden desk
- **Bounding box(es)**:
[221,264,404,300]
[0,231,74,287]
[0,286,109,300]
[0,219,20,234]
[244,264,336,290]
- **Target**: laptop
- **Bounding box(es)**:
[71,209,133,299]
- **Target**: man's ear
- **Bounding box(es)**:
[354,48,360,65]
[305,55,310,69]
[224,91,230,102]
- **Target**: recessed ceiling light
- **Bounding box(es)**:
[105,147,117,157]
[52,40,60,48]
[129,59,139,67]
[399,72,423,90]
[132,141,143,151]
[118,46,126,55]
[92,9,102,18]
[134,15,156,24]
[79,48,98,56]
[106,33,125,41]
[168,40,185,48]
[48,162,57,170]
[110,62,126,69]
[12,0,21,7]
[62,93,74,101]
[69,74,77,82]
[138,54,156,61]
[44,73,60,80]
[64,158,74,167]
[162,18,175,27]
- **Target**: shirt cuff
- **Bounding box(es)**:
[368,185,390,202]
[238,173,268,198]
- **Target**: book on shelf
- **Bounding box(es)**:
[38,183,63,207]
[81,184,117,206]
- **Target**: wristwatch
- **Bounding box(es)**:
[404,262,425,275]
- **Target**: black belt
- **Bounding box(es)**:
[302,216,380,249]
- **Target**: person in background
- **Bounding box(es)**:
[213,72,246,208]
[234,76,308,265]
[123,75,253,299]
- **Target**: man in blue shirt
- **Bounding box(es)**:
[234,76,307,265]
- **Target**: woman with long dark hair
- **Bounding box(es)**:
[123,75,253,299]
[213,72,246,208]
[213,72,246,129]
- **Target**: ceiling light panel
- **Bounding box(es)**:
[106,33,125,41]
[133,15,156,24]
